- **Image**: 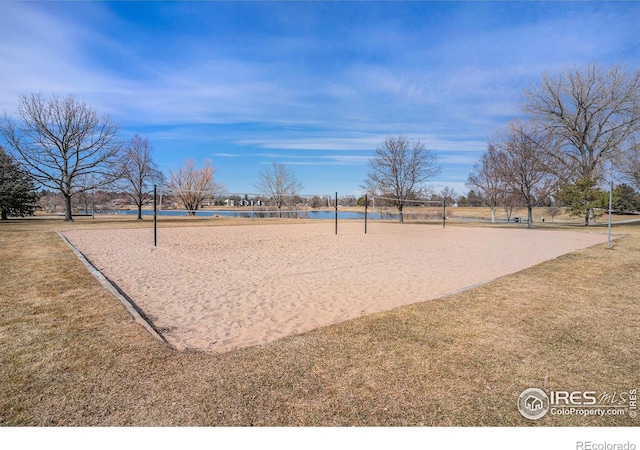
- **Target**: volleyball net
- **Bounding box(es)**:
[368,195,446,226]
[155,188,341,219]
[150,187,446,245]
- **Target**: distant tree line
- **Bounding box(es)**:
[3,64,639,224]
[466,64,640,227]
[0,93,306,220]
[360,65,640,226]
[358,64,640,226]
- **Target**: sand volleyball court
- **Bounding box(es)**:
[62,222,609,353]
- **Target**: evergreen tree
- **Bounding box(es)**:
[0,147,39,220]
[466,190,482,207]
[555,178,608,223]
[612,184,640,213]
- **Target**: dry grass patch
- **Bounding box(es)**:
[1,217,638,426]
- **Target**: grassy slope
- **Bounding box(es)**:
[1,217,638,426]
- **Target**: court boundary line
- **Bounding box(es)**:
[57,231,171,348]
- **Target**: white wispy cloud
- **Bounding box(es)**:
[212,153,245,158]
[235,136,380,151]
[0,3,143,115]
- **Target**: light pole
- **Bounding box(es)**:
[607,180,613,249]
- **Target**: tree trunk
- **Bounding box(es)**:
[64,194,73,221]
[1,210,7,220]
[398,205,404,223]
[584,208,594,226]
[137,202,143,220]
[490,207,496,223]
[527,206,534,229]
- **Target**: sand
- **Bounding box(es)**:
[62,222,609,353]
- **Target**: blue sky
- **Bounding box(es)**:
[2,1,639,196]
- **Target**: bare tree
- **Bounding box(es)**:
[73,173,98,215]
[168,159,218,215]
[255,162,303,217]
[340,195,357,207]
[491,121,557,228]
[0,93,123,221]
[618,136,640,192]
[545,206,562,222]
[363,135,440,223]
[467,145,507,223]
[120,135,164,220]
[624,154,640,191]
[439,186,458,207]
[310,195,324,209]
[38,190,64,213]
[502,192,523,223]
[525,64,640,224]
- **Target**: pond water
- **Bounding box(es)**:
[82,209,401,220]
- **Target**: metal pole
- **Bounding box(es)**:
[607,181,613,249]
[442,200,446,228]
[335,192,338,235]
[154,184,157,247]
[364,194,368,234]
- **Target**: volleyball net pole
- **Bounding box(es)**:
[443,200,446,229]
[364,194,368,234]
[335,192,338,235]
[153,184,158,247]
